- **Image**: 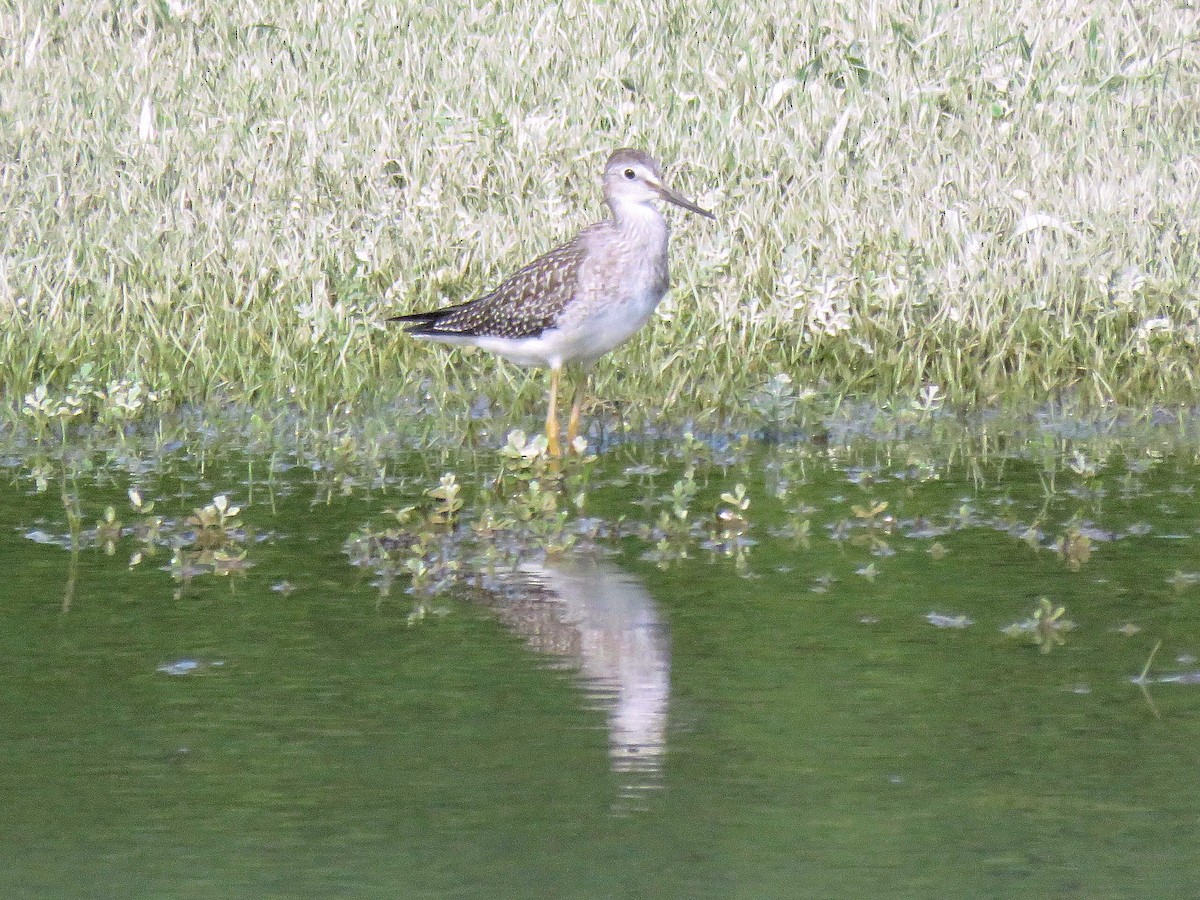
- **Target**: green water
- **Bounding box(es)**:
[3,430,1200,898]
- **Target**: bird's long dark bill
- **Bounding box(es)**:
[657,185,715,220]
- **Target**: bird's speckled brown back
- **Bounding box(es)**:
[396,237,591,340]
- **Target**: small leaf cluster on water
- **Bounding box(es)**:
[125,489,163,567]
[1002,597,1077,654]
[1055,516,1093,572]
[705,483,757,576]
[169,494,252,586]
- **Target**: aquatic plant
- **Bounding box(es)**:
[910,384,945,415]
[748,373,814,440]
[1003,597,1077,653]
[346,432,594,599]
[167,494,253,590]
[127,489,163,569]
[1055,518,1094,571]
[95,506,121,556]
[702,483,757,576]
[640,467,699,567]
[1166,571,1200,592]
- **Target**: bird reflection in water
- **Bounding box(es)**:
[487,556,670,812]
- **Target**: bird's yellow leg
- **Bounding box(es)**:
[545,365,562,458]
[566,372,588,452]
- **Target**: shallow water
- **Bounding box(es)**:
[3,429,1200,898]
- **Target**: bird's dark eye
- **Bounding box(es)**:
[623,168,636,180]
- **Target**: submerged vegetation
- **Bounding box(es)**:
[10,416,1200,893]
[10,401,1200,661]
[2,0,1199,433]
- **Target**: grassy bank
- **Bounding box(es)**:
[2,0,1198,433]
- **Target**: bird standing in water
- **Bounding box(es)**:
[391,148,714,456]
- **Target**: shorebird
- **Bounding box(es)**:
[391,148,714,456]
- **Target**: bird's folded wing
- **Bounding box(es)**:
[393,241,588,340]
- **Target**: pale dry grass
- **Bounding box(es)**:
[1,0,1198,428]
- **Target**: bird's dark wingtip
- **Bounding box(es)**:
[388,311,454,337]
[388,311,441,325]
[388,311,473,338]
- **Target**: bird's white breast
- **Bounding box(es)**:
[556,205,670,365]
